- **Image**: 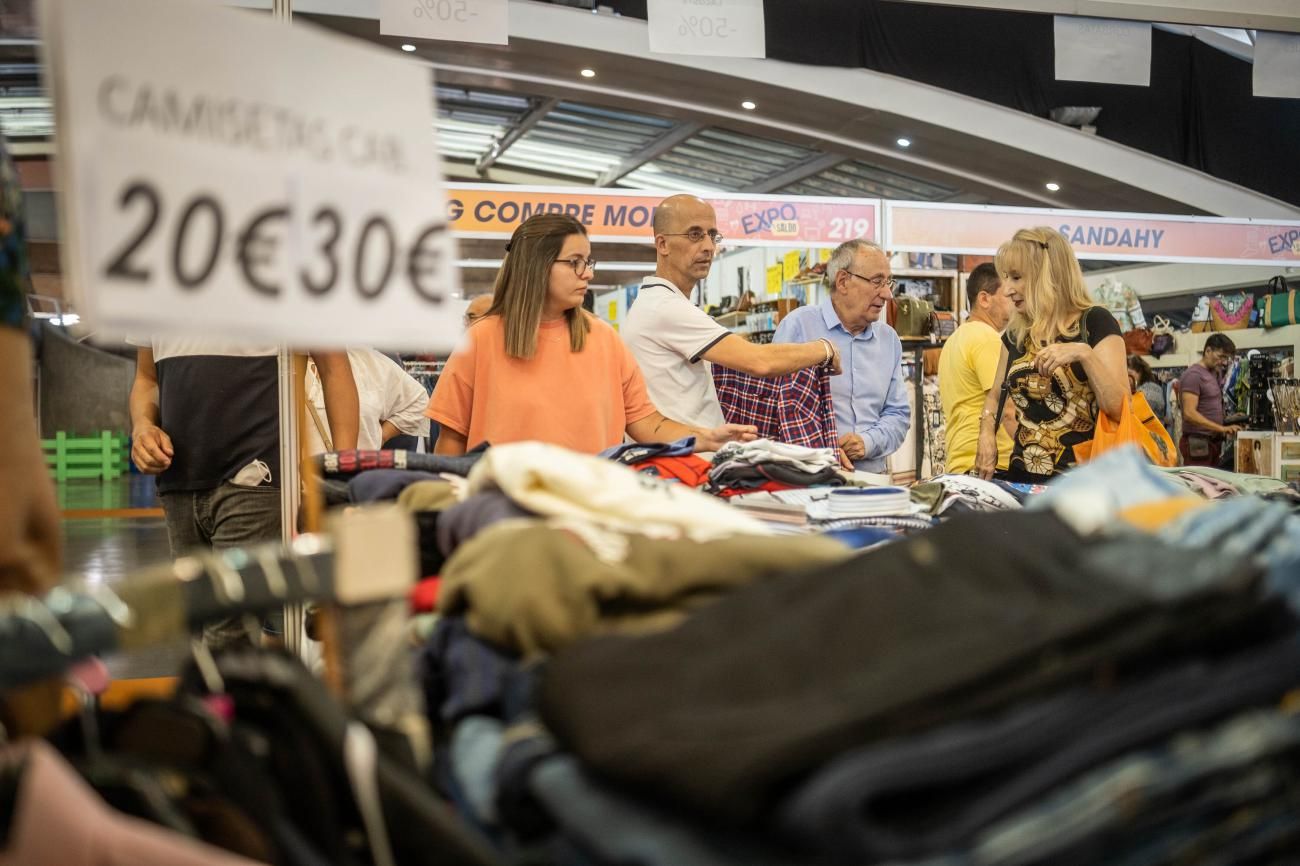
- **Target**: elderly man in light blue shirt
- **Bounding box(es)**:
[773,238,910,473]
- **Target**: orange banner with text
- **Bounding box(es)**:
[446,184,878,247]
[886,202,1300,265]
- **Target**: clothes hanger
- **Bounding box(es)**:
[178,648,498,866]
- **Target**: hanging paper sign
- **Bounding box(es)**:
[1054,16,1151,87]
[1254,32,1300,99]
[41,0,460,351]
[766,264,782,295]
[782,250,800,281]
[646,0,765,58]
[379,0,508,46]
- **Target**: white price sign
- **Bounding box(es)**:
[41,0,462,351]
[647,0,766,59]
[380,0,508,46]
[1054,16,1152,87]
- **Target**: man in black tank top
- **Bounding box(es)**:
[129,341,358,647]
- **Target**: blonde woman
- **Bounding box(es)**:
[428,213,756,455]
[974,227,1127,482]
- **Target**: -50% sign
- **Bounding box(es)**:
[380,0,507,45]
[648,0,765,58]
[412,0,474,23]
[678,15,733,39]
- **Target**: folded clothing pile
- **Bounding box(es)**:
[709,439,844,493]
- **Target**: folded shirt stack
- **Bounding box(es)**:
[709,440,845,492]
[806,487,913,521]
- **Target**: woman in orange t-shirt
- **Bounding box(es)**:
[427,214,756,455]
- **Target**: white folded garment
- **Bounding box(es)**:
[713,439,840,474]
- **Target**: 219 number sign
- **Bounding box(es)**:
[102,180,449,304]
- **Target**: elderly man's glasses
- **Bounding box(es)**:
[844,270,897,291]
[660,228,724,244]
[554,257,598,274]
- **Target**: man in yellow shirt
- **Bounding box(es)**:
[939,263,1017,475]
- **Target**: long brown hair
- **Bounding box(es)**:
[996,226,1094,354]
[488,214,591,359]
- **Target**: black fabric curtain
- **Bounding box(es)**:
[599,0,1300,208]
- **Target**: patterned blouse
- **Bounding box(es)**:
[999,306,1122,483]
[0,134,30,329]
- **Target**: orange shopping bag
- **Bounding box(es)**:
[1075,390,1178,467]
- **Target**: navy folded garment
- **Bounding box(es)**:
[436,492,536,558]
[598,437,696,465]
[777,636,1300,861]
[348,469,445,503]
[419,617,533,728]
[528,755,799,866]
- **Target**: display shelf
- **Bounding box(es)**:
[1139,325,1300,370]
[1141,353,1194,369]
[893,268,961,280]
[1181,325,1300,353]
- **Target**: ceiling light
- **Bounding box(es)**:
[741,100,757,110]
[896,137,911,148]
[580,68,596,78]
[1045,182,1061,192]
[400,44,416,52]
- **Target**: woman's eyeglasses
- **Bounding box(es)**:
[554,257,598,274]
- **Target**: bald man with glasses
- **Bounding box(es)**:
[772,238,910,473]
[622,194,840,430]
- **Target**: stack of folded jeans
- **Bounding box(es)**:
[504,508,1300,864]
[413,450,1300,865]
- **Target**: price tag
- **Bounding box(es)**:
[379,0,508,46]
[647,0,765,58]
[328,504,417,604]
[765,264,781,296]
[782,250,800,282]
[41,0,461,351]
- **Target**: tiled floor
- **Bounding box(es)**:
[59,477,189,679]
[58,473,161,511]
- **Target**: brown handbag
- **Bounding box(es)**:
[1123,328,1154,356]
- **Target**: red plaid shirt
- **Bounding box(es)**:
[712,365,838,449]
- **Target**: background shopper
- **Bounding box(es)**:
[939,262,1017,476]
[427,213,756,455]
[623,194,840,430]
[975,227,1127,483]
[774,239,911,474]
[1178,333,1240,467]
[0,133,59,599]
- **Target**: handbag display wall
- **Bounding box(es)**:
[1193,293,1253,332]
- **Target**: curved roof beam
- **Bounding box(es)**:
[492,1,1297,218]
